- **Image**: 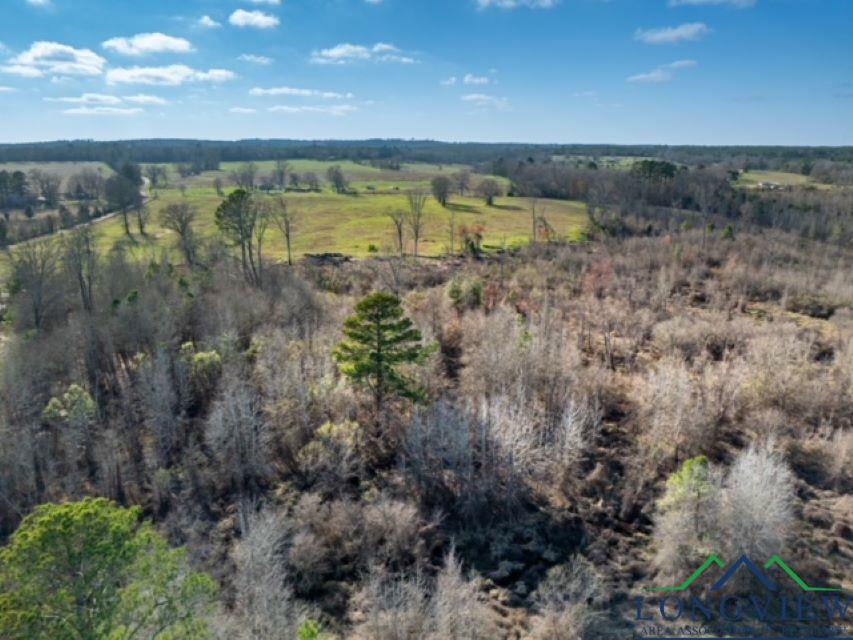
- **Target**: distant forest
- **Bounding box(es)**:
[2,138,853,168]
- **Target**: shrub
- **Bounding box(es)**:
[529,556,602,640]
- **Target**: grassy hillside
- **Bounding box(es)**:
[98,189,587,263]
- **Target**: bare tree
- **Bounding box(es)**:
[530,197,538,244]
[29,169,62,208]
[274,160,290,190]
[213,176,224,196]
[406,190,429,258]
[453,169,471,196]
[160,202,198,267]
[477,179,503,206]
[231,162,258,190]
[388,210,406,258]
[64,227,97,314]
[271,197,297,266]
[11,240,62,332]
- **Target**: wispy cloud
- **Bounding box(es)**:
[247,0,281,4]
[26,0,52,7]
[229,107,257,114]
[125,94,168,105]
[103,33,193,56]
[635,23,710,45]
[463,73,489,85]
[669,0,755,7]
[229,9,279,29]
[3,41,106,77]
[45,93,122,105]
[0,86,18,93]
[62,106,144,116]
[250,86,354,99]
[310,42,416,65]
[461,93,510,110]
[628,59,696,83]
[477,0,557,8]
[268,104,358,116]
[106,65,236,86]
[441,76,458,86]
[239,54,274,65]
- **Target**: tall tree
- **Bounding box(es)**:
[160,202,198,267]
[431,175,452,207]
[11,240,62,332]
[64,227,97,314]
[453,169,471,196]
[105,174,142,237]
[0,498,217,640]
[273,160,290,190]
[271,196,297,266]
[334,292,433,420]
[326,165,349,194]
[406,189,429,258]
[215,189,268,286]
[387,210,406,258]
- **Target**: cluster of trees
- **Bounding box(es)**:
[1,207,851,637]
[3,138,851,169]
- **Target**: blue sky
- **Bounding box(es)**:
[0,0,851,145]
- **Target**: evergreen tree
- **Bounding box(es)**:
[334,292,434,418]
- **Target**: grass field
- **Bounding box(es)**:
[735,170,820,189]
[150,159,510,194]
[1,159,588,283]
[93,188,588,265]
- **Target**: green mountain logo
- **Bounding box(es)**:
[646,555,842,593]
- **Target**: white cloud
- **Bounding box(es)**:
[198,15,222,28]
[463,73,489,85]
[311,42,416,65]
[229,107,257,114]
[1,64,44,77]
[628,59,696,83]
[107,64,236,86]
[6,41,106,77]
[124,94,168,105]
[62,106,144,116]
[635,23,710,45]
[573,90,598,98]
[229,9,280,29]
[461,93,509,110]
[476,0,557,8]
[26,0,51,6]
[364,0,383,4]
[441,76,458,86]
[268,104,357,116]
[0,86,17,93]
[247,0,281,4]
[250,86,354,99]
[46,93,123,104]
[103,33,193,56]
[239,54,274,65]
[669,0,755,6]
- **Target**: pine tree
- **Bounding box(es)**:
[334,292,434,420]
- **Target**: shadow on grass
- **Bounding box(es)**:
[490,203,525,212]
[446,202,480,213]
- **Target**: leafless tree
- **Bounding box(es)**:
[274,160,290,190]
[160,202,198,267]
[476,179,502,206]
[271,196,297,266]
[213,176,224,196]
[387,210,406,258]
[29,169,62,208]
[64,227,97,313]
[11,240,62,332]
[406,189,429,258]
[231,162,258,190]
[453,169,471,196]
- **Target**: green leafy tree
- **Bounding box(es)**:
[0,498,217,640]
[334,292,434,418]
